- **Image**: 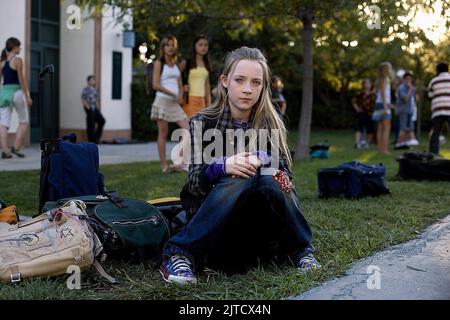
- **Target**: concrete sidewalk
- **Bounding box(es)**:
[0,142,178,172]
[291,214,450,300]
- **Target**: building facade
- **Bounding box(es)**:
[0,0,133,144]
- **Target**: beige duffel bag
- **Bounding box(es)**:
[0,200,108,283]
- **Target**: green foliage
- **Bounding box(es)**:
[77,0,450,132]
[131,77,158,141]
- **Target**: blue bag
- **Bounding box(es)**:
[310,142,329,159]
[36,66,105,214]
[39,134,105,213]
[318,161,390,198]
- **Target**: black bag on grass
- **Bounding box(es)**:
[396,152,450,181]
[318,161,390,198]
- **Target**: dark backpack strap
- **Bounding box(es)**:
[105,191,127,208]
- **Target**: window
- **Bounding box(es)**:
[112,51,122,99]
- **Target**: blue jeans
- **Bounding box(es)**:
[398,112,413,132]
[163,172,315,269]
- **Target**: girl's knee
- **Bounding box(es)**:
[257,174,285,194]
[219,175,255,193]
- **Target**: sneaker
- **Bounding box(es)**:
[296,254,321,273]
[11,147,25,158]
[1,152,12,159]
[395,142,409,150]
[159,255,197,285]
[406,139,419,146]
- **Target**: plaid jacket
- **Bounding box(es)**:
[186,105,293,197]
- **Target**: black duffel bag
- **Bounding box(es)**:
[396,152,450,181]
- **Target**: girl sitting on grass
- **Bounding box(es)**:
[160,47,320,285]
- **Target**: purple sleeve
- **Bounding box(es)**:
[205,156,227,183]
[254,150,272,167]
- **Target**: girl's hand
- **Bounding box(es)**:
[183,85,189,93]
[225,152,257,179]
[178,95,184,105]
[247,154,262,170]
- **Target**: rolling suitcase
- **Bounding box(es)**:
[38,65,105,214]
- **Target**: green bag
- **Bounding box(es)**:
[94,198,170,250]
[42,195,170,252]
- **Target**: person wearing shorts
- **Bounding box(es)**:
[372,62,393,155]
[395,72,415,149]
[0,37,32,159]
[352,79,375,149]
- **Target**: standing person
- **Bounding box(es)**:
[159,47,320,285]
[81,75,105,144]
[150,36,189,172]
[0,37,32,159]
[271,75,287,116]
[395,72,415,149]
[351,79,375,149]
[428,62,450,155]
[372,62,393,155]
[392,69,406,145]
[180,35,212,118]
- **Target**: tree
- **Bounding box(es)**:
[77,0,450,159]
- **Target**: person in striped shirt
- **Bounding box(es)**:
[428,62,450,155]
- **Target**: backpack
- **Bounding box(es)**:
[396,151,450,181]
[0,200,106,283]
[39,133,105,214]
[0,199,19,225]
[318,161,390,198]
[41,194,170,261]
[310,141,329,159]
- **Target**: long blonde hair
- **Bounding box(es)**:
[201,47,292,167]
[157,36,178,65]
[376,61,393,91]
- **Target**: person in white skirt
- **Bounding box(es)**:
[151,36,189,172]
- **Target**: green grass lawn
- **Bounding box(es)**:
[1,129,449,299]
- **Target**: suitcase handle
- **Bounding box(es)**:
[39,64,57,143]
[38,64,54,80]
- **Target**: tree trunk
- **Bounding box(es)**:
[294,8,314,160]
[417,80,424,139]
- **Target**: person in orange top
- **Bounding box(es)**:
[180,35,212,118]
